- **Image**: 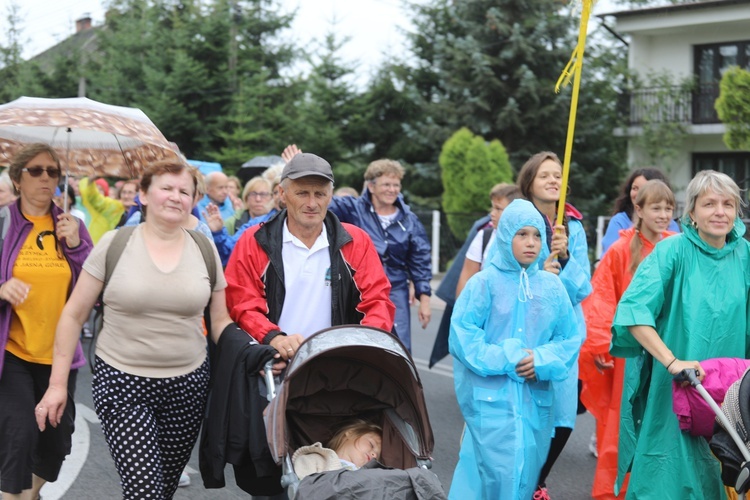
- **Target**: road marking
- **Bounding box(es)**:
[413,357,454,378]
[40,403,97,499]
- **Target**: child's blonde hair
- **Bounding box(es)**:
[629,179,675,275]
[325,419,382,455]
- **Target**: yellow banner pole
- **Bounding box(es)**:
[555,0,595,226]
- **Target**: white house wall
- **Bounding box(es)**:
[614,3,750,39]
[628,22,750,80]
[612,2,750,203]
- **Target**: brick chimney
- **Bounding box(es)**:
[75,15,92,33]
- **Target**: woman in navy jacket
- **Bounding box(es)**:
[328,160,432,352]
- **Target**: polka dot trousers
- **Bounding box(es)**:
[92,356,209,499]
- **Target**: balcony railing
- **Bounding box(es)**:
[619,83,721,126]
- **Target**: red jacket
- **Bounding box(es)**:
[225,210,395,344]
[580,227,675,500]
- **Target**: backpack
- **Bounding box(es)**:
[88,225,217,370]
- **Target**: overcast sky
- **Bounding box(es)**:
[0,0,421,82]
[0,0,627,90]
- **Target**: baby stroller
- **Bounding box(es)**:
[710,366,750,495]
[263,325,446,499]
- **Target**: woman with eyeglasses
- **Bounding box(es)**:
[328,159,432,352]
[0,143,93,500]
[224,176,274,236]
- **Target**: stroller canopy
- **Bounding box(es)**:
[266,326,435,470]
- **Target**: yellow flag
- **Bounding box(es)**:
[555,0,596,226]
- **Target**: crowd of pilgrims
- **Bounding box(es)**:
[1,141,748,500]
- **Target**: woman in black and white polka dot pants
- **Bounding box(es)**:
[92,356,209,499]
[36,161,281,500]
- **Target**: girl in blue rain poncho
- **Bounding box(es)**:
[448,199,580,500]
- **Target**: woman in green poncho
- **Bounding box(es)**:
[611,170,750,499]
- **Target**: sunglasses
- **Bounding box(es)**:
[22,167,61,178]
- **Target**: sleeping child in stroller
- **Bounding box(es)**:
[292,420,382,479]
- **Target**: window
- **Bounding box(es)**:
[693,153,750,193]
[693,41,750,123]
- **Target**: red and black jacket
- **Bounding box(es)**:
[225,210,395,344]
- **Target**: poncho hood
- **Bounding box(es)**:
[490,199,545,275]
[681,215,746,259]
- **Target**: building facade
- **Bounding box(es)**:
[601,0,750,204]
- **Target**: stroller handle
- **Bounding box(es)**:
[264,359,277,402]
[675,368,750,463]
[673,368,700,387]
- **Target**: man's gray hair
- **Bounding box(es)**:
[683,170,745,220]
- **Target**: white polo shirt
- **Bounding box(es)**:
[277,220,333,338]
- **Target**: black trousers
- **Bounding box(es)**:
[0,351,77,494]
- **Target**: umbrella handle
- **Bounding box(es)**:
[62,128,73,214]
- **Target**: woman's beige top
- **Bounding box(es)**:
[84,225,226,378]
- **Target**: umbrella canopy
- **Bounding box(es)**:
[0,96,177,178]
[237,154,284,186]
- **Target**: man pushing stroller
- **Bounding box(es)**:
[224,152,395,359]
[200,152,396,496]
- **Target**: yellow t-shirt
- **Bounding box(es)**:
[6,214,72,364]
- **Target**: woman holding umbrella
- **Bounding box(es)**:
[0,143,93,500]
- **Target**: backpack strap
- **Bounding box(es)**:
[186,229,218,357]
[103,225,137,290]
[186,229,217,292]
[88,225,137,372]
[480,228,492,264]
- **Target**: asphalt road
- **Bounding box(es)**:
[28,296,596,499]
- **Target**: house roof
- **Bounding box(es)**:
[598,0,750,19]
[30,25,101,73]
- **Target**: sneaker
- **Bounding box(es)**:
[178,471,190,487]
[589,432,598,458]
[533,486,550,500]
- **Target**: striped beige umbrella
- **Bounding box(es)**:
[0,96,178,178]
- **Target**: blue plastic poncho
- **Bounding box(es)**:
[611,216,750,498]
[448,199,580,500]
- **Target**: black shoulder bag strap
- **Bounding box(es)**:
[88,226,137,370]
[480,228,493,265]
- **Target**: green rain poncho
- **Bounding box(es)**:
[611,217,750,499]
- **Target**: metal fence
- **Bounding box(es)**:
[412,209,486,273]
[618,83,721,126]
